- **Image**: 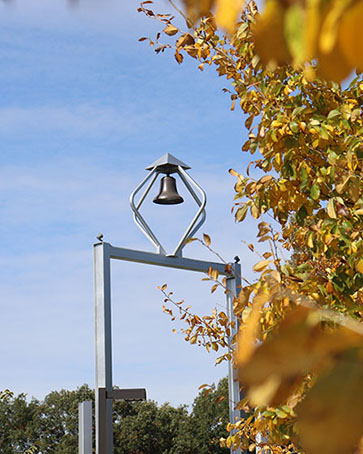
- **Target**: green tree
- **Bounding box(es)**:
[189,377,229,454]
[0,385,93,454]
[114,400,191,454]
[0,392,39,454]
[114,377,229,454]
[0,381,229,453]
[34,384,94,453]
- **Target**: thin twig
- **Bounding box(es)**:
[167,0,192,27]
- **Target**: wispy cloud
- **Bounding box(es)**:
[0,104,157,138]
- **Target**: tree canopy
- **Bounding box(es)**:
[139,1,363,453]
[0,379,229,453]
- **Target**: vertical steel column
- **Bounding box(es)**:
[79,401,93,454]
[94,242,113,454]
[226,262,242,454]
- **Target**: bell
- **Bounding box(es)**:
[153,175,184,205]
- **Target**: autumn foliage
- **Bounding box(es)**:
[176,0,363,82]
[140,1,363,453]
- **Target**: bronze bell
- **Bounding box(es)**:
[153,174,184,205]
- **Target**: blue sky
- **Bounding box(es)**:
[0,0,262,407]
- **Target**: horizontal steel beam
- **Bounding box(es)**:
[103,243,232,276]
[107,388,147,401]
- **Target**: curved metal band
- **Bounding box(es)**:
[129,168,166,255]
[172,166,206,256]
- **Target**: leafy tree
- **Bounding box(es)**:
[0,385,93,454]
[189,377,229,454]
[0,392,39,453]
[114,400,192,454]
[0,381,229,453]
[34,384,94,453]
[140,2,363,454]
[113,377,229,454]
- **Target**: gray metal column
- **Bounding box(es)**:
[79,401,92,454]
[226,262,242,454]
[94,242,113,454]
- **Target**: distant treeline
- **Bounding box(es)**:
[0,377,229,453]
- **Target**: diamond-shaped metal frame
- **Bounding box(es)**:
[130,155,206,256]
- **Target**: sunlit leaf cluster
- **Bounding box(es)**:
[159,270,233,363]
[0,389,13,401]
[173,0,363,82]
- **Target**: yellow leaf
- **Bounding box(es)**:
[248,375,281,407]
[238,307,363,407]
[326,280,334,294]
[284,85,293,95]
[190,335,198,344]
[338,1,363,70]
[259,175,273,184]
[253,260,272,272]
[174,51,183,64]
[327,198,337,219]
[251,204,260,219]
[307,231,314,248]
[184,237,197,245]
[348,178,360,203]
[252,0,292,66]
[215,0,245,35]
[258,235,272,243]
[269,270,281,283]
[236,205,248,222]
[356,259,363,274]
[237,289,270,365]
[296,349,363,454]
[319,0,345,54]
[203,233,211,246]
[215,355,225,364]
[316,37,353,83]
[235,287,253,316]
[335,175,351,194]
[284,3,305,64]
[229,168,240,176]
[176,33,195,48]
[304,0,322,58]
[163,24,179,36]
